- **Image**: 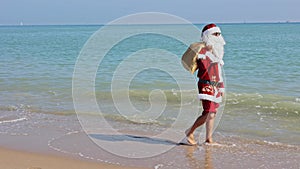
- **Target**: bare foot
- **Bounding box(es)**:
[205,139,214,144]
[187,134,197,145]
[203,140,222,147]
[185,129,197,145]
[204,139,222,146]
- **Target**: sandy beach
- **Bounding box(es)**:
[0,146,146,169]
[0,110,299,169]
[1,23,300,169]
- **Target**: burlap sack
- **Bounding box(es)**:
[181,42,205,74]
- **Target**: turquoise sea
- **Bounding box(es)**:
[0,23,299,168]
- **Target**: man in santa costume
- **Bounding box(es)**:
[185,23,226,145]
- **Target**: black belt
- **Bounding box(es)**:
[198,79,220,87]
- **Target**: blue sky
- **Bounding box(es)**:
[1,0,299,25]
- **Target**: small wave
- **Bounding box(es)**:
[0,104,30,112]
[0,117,27,124]
[154,164,164,169]
[96,89,196,103]
[263,140,299,149]
[47,130,123,166]
[226,92,300,117]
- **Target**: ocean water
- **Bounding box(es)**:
[0,23,300,168]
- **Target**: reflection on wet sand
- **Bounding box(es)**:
[184,145,214,169]
[204,147,213,169]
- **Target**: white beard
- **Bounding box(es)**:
[202,34,226,60]
[212,42,225,60]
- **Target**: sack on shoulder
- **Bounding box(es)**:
[181,42,205,74]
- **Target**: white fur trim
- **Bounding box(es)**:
[205,51,220,63]
[218,63,224,82]
[198,86,223,103]
[219,88,225,93]
[204,51,224,66]
[198,94,222,103]
[198,54,206,59]
[203,27,221,36]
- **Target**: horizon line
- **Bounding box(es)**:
[0,21,299,26]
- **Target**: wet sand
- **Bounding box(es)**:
[1,112,299,169]
[0,146,146,169]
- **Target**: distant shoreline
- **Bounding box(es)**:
[0,21,299,27]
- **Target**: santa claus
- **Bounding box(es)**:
[185,23,226,145]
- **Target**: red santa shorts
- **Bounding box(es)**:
[202,100,219,115]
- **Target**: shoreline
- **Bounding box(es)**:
[0,146,146,169]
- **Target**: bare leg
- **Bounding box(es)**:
[205,112,216,143]
[185,112,209,145]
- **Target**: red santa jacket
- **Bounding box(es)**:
[196,47,224,103]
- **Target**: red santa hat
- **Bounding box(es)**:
[201,23,221,37]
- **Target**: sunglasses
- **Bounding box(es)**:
[212,32,221,36]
